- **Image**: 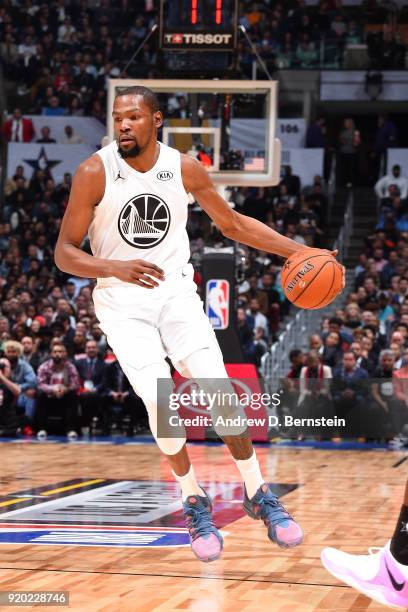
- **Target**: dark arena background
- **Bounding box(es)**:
[0,1,408,610]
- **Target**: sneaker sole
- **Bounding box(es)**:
[191,538,224,563]
[273,535,304,549]
[321,554,404,609]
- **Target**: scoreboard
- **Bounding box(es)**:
[159,0,238,51]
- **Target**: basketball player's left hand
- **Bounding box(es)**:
[327,249,346,289]
[308,248,346,289]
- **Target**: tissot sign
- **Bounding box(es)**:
[160,0,238,51]
[163,32,233,49]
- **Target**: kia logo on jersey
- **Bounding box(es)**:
[206,280,229,330]
[157,171,173,181]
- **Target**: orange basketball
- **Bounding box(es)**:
[281,248,344,310]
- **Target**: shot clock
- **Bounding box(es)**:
[159,0,238,51]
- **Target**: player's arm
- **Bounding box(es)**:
[55,155,164,288]
[182,155,316,259]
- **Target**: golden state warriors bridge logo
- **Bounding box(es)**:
[118,193,171,249]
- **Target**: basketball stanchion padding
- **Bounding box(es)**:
[281,248,344,309]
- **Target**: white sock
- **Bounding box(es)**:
[172,465,205,501]
[234,451,265,499]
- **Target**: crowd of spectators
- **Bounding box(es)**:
[282,169,408,443]
[306,113,400,187]
[1,0,408,113]
[238,0,408,73]
[0,0,155,119]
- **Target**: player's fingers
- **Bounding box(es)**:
[138,265,164,280]
[133,273,158,287]
[341,265,346,289]
[330,249,338,257]
[139,274,159,287]
[132,278,155,289]
[138,261,165,278]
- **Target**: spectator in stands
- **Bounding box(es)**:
[372,345,394,380]
[323,316,353,346]
[371,114,398,180]
[257,271,282,331]
[75,339,107,434]
[306,117,327,148]
[2,108,35,142]
[241,275,268,314]
[42,96,66,116]
[287,349,305,380]
[21,336,41,372]
[103,357,147,436]
[0,34,19,80]
[4,340,37,423]
[332,350,369,425]
[350,340,373,374]
[36,342,80,438]
[0,357,25,437]
[54,312,75,355]
[36,126,56,143]
[372,349,405,435]
[393,277,408,307]
[375,165,408,200]
[322,331,343,369]
[280,166,301,196]
[246,298,269,340]
[343,303,362,331]
[296,36,318,67]
[237,307,256,364]
[338,117,361,186]
[309,334,324,356]
[393,349,408,415]
[298,350,332,412]
[62,125,83,144]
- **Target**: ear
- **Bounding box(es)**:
[155,111,163,129]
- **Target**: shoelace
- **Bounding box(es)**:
[258,494,292,526]
[184,504,215,541]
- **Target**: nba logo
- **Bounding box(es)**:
[206,280,229,330]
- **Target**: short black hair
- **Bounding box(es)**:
[115,86,160,113]
[329,317,343,326]
[289,349,302,361]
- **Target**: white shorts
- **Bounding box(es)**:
[92,263,218,370]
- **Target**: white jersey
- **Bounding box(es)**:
[88,140,190,288]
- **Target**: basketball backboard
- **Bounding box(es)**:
[107,79,281,187]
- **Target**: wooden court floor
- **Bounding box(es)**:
[0,441,405,611]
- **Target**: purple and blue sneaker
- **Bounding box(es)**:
[243,483,304,548]
[183,489,223,562]
[321,541,408,609]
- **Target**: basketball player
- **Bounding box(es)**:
[55,86,341,562]
[321,478,408,608]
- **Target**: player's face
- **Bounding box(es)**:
[113,95,163,158]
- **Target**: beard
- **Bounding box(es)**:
[117,141,141,158]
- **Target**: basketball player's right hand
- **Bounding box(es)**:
[110,259,165,288]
